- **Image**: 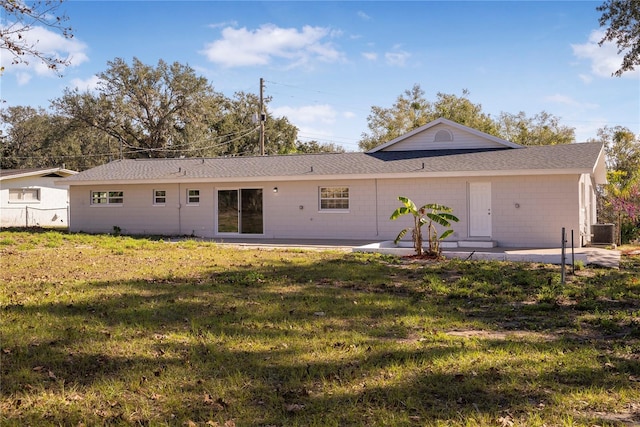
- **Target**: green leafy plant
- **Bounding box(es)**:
[390,196,459,256]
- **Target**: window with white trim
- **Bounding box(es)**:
[187,189,200,204]
[91,191,123,205]
[8,188,40,202]
[319,187,349,211]
[154,190,166,205]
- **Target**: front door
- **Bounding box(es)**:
[217,189,263,234]
[469,182,491,237]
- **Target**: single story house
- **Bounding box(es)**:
[60,118,607,248]
[1,167,78,227]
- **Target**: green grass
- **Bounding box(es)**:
[1,230,639,426]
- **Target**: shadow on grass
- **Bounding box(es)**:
[2,250,639,425]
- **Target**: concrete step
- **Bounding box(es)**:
[457,240,498,248]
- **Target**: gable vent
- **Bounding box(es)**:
[434,129,453,142]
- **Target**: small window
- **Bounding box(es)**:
[154,190,166,205]
[187,189,200,204]
[319,187,349,211]
[91,191,123,205]
[9,188,40,202]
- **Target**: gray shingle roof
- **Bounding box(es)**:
[61,142,604,184]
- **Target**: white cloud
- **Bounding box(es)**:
[544,94,598,110]
[362,52,377,61]
[343,111,356,119]
[16,72,31,86]
[200,24,344,68]
[385,50,410,67]
[578,73,593,84]
[208,20,238,29]
[0,22,88,80]
[70,75,101,92]
[271,104,337,125]
[357,11,371,21]
[571,29,639,79]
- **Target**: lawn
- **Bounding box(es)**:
[1,230,639,426]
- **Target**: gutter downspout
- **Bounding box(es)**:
[178,183,182,235]
[375,178,379,236]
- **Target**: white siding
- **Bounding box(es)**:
[578,173,597,245]
[1,175,70,227]
[68,173,585,248]
[383,124,508,151]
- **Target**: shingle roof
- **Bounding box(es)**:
[61,142,605,184]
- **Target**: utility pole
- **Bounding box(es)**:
[259,77,265,156]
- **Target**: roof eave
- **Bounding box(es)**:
[1,168,78,181]
[61,168,595,186]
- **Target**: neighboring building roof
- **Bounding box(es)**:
[0,167,78,181]
[60,141,607,185]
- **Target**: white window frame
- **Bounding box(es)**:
[153,189,166,205]
[8,188,40,203]
[187,189,200,205]
[91,191,124,206]
[319,186,349,212]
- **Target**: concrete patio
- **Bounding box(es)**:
[199,238,621,269]
[352,241,621,268]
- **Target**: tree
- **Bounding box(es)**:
[52,58,300,159]
[359,84,431,151]
[431,90,499,136]
[0,105,117,170]
[497,111,575,145]
[390,196,459,257]
[209,90,298,156]
[597,0,640,76]
[1,0,74,73]
[53,57,227,158]
[295,140,345,154]
[359,84,577,151]
[591,126,640,243]
[1,106,51,168]
[359,86,500,151]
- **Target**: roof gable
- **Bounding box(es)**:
[0,167,78,181]
[367,117,521,153]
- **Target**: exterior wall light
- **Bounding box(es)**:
[273,187,278,193]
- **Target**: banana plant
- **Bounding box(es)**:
[390,196,459,257]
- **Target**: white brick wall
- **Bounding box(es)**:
[68,173,592,247]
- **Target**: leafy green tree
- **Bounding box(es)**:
[1,106,57,168]
[0,105,117,170]
[390,196,459,257]
[592,126,640,243]
[295,140,345,154]
[209,90,298,156]
[497,111,575,145]
[597,0,640,76]
[431,90,499,136]
[0,0,73,73]
[358,85,573,151]
[53,57,227,158]
[359,84,431,151]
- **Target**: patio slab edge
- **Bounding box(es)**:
[353,241,620,268]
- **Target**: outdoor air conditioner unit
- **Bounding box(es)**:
[591,224,615,245]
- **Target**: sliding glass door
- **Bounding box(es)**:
[217,189,263,234]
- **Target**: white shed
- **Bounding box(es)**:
[1,167,78,228]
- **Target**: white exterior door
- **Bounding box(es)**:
[469,182,492,237]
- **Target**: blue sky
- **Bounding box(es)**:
[2,0,639,151]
